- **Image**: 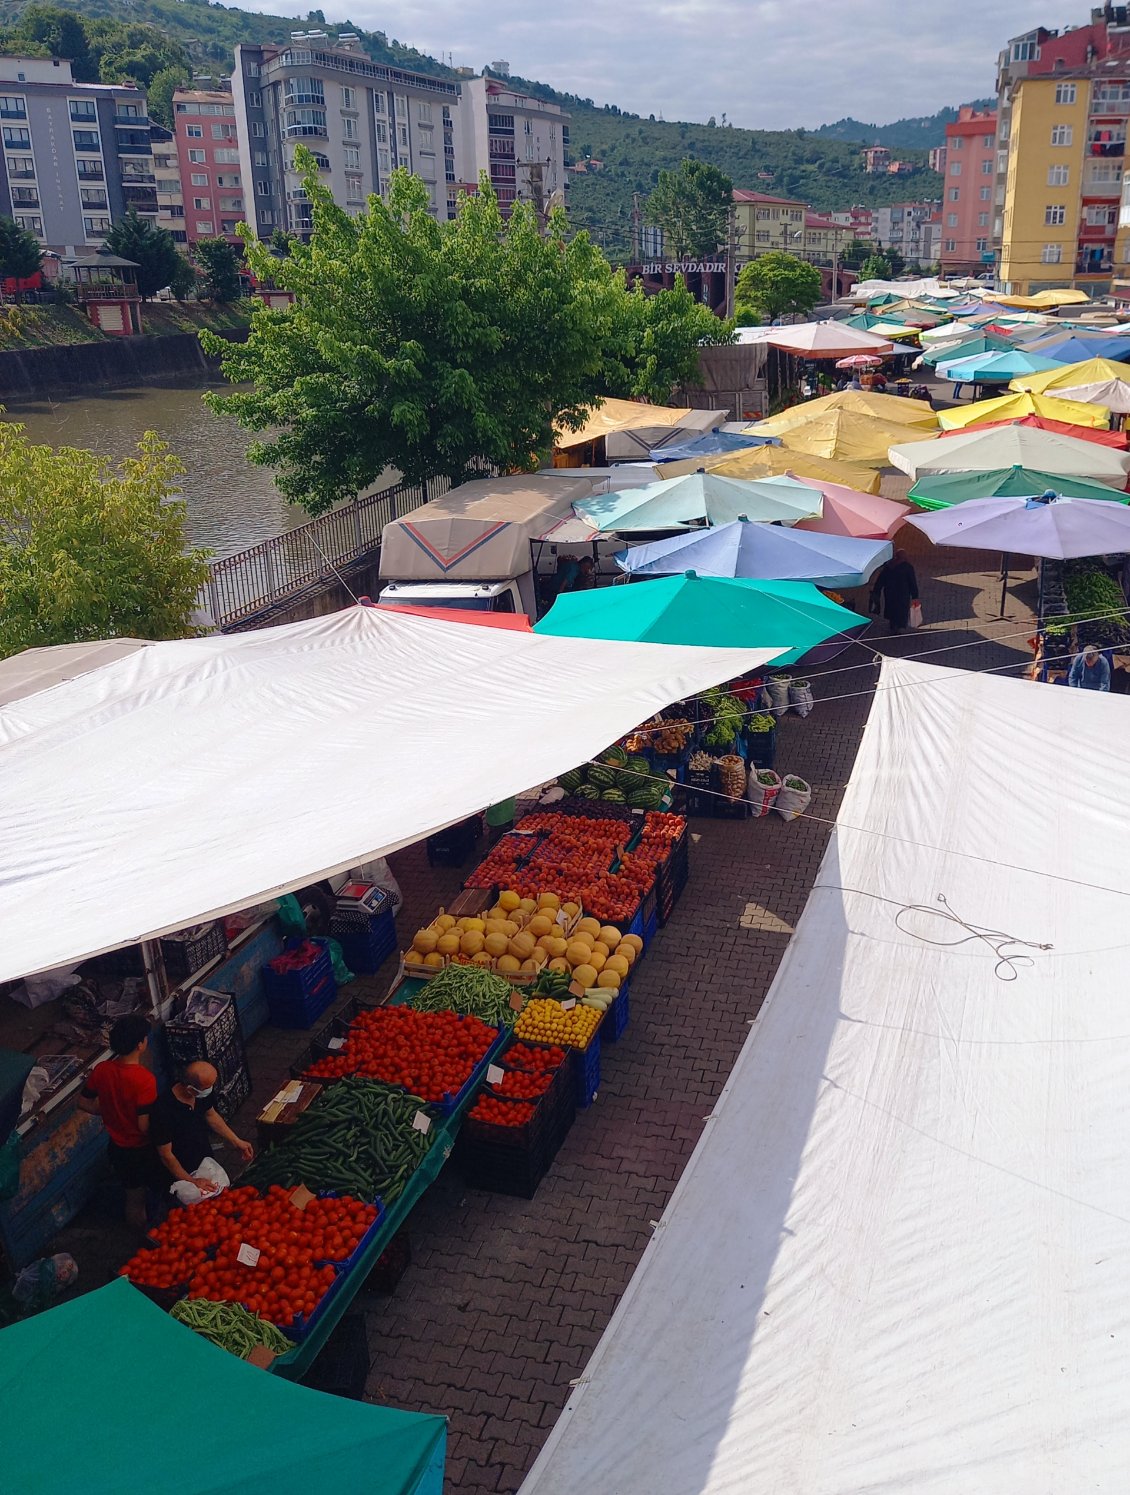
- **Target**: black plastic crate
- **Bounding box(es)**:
[683,763,715,819]
[160,922,226,983]
[214,1064,251,1118]
[303,1312,371,1400]
[165,991,240,1064]
[337,914,398,975]
[745,727,777,770]
[426,814,483,867]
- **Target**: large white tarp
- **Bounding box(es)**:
[0,606,780,983]
[521,658,1130,1495]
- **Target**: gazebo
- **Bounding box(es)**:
[65,247,142,335]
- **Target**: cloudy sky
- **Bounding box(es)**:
[244,0,1045,126]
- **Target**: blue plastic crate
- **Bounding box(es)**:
[263,943,333,1001]
[602,980,630,1042]
[267,970,337,1030]
[571,1031,601,1109]
[337,917,398,975]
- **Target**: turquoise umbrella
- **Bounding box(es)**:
[573,472,822,533]
[936,349,1062,383]
[533,571,869,664]
[908,464,1130,510]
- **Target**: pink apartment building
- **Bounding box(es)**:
[172,88,245,245]
[939,106,997,272]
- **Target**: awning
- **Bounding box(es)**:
[0,639,150,707]
[0,605,781,982]
[521,657,1130,1495]
[555,398,715,451]
[0,1278,445,1495]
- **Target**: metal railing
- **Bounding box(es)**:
[203,474,450,627]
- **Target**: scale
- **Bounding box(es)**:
[331,882,391,935]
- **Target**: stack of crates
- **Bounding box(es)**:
[262,941,336,1029]
[329,883,397,975]
[455,1040,576,1198]
[656,821,689,926]
[164,988,251,1118]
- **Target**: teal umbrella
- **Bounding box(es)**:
[919,332,1014,368]
[573,472,822,533]
[936,349,1062,383]
[908,464,1130,511]
[533,571,869,664]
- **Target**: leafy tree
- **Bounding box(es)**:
[603,276,731,403]
[840,237,875,270]
[195,238,242,302]
[645,158,733,258]
[268,227,298,259]
[858,252,893,281]
[168,254,198,301]
[733,251,822,326]
[0,426,210,658]
[0,216,42,281]
[4,6,91,74]
[0,8,188,87]
[104,210,183,299]
[147,63,190,129]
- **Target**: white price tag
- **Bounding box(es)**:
[412,1110,432,1134]
[555,909,569,927]
[560,997,577,1012]
[236,1243,261,1268]
[486,1064,505,1085]
[327,1036,345,1051]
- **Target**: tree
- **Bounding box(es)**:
[0,426,210,658]
[195,238,242,303]
[104,211,183,299]
[147,64,189,129]
[858,252,893,281]
[168,254,197,301]
[0,217,42,282]
[1,7,188,87]
[733,251,822,326]
[645,158,733,259]
[602,276,731,404]
[841,237,875,271]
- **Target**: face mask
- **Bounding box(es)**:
[189,1085,213,1100]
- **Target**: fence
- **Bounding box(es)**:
[203,474,450,628]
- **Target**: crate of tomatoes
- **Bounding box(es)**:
[456,1039,575,1198]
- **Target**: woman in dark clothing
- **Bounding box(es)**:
[869,549,919,634]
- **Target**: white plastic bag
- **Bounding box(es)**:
[746,767,782,818]
[775,775,812,822]
[765,676,792,716]
[349,856,403,913]
[788,679,815,718]
[908,600,923,630]
[169,1156,230,1205]
[11,964,81,1009]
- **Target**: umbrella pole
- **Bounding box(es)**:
[998,551,1010,618]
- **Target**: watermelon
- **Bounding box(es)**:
[626,754,650,777]
[600,745,628,766]
[601,788,626,803]
[558,769,583,794]
[614,768,638,791]
[587,764,615,787]
[576,783,601,799]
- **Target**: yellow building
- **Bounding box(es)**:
[1001,73,1125,295]
[732,190,808,262]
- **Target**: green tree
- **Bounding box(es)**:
[1,8,188,87]
[5,5,91,75]
[147,63,190,129]
[268,227,297,258]
[645,158,733,259]
[858,252,893,281]
[195,238,242,302]
[104,210,183,299]
[168,254,197,301]
[0,217,42,281]
[841,237,875,270]
[733,251,822,326]
[0,425,210,657]
[603,276,731,403]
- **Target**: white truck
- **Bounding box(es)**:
[377,473,635,619]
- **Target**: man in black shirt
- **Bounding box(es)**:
[150,1060,254,1204]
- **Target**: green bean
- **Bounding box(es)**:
[410,965,520,1026]
[171,1298,294,1359]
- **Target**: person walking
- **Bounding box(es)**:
[1067,643,1111,691]
[77,1014,157,1234]
[869,549,920,634]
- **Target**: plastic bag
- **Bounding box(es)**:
[169,1156,230,1205]
[908,600,923,630]
[775,775,812,822]
[11,964,81,1009]
[275,893,308,939]
[746,767,782,818]
[349,856,403,913]
[765,676,792,716]
[13,1253,78,1309]
[788,679,815,718]
[312,936,354,989]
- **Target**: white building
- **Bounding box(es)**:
[455,76,568,218]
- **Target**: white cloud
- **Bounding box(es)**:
[241,0,1040,127]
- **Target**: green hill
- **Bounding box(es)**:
[813,101,997,150]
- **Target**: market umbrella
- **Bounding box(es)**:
[1016,327,1123,353]
[907,464,1130,511]
[835,353,884,369]
[994,287,1092,309]
[1027,334,1130,365]
[533,571,869,664]
[573,471,822,533]
[763,321,896,359]
[656,443,884,494]
[907,491,1130,558]
[612,517,892,589]
[918,322,982,346]
[918,332,1016,367]
[1051,377,1130,415]
[747,389,937,433]
[790,477,911,538]
[649,430,777,463]
[937,390,1111,431]
[937,414,1129,449]
[1009,354,1130,394]
[888,423,1130,483]
[774,408,936,467]
[936,349,1063,383]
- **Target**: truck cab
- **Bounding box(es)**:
[376,579,524,615]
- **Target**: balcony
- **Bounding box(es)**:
[1083,178,1123,198]
[283,123,328,139]
[1076,254,1114,274]
[116,142,153,156]
[1089,136,1126,157]
[123,186,158,207]
[121,171,156,185]
[7,168,34,180]
[0,106,25,120]
[488,139,514,158]
[114,111,149,126]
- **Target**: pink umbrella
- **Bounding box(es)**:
[766,321,896,360]
[834,354,884,370]
[789,474,910,539]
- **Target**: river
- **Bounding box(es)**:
[5,379,303,559]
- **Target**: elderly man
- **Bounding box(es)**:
[1067,643,1111,692]
[149,1060,254,1204]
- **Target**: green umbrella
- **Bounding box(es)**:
[533,571,869,664]
[908,464,1130,511]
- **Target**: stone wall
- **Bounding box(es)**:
[0,326,247,402]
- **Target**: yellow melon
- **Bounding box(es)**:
[598,926,621,949]
[548,957,571,973]
[577,916,602,938]
[537,892,561,910]
[590,941,611,961]
[569,928,595,949]
[499,919,519,937]
[496,953,521,974]
[508,931,536,960]
[562,901,580,920]
[433,914,456,933]
[483,919,508,937]
[484,932,509,958]
[457,916,485,933]
[615,941,637,966]
[517,897,537,914]
[459,930,485,956]
[544,936,568,959]
[498,890,521,911]
[412,928,438,955]
[527,913,554,938]
[471,951,494,967]
[423,951,444,968]
[519,958,541,977]
[436,932,461,956]
[572,962,598,989]
[597,969,621,989]
[586,948,606,973]
[606,954,630,978]
[620,933,643,955]
[565,941,592,967]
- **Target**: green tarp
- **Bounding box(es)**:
[0,1278,446,1495]
[907,464,1130,511]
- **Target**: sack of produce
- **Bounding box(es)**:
[775,775,812,822]
[716,754,747,800]
[765,676,792,716]
[788,679,815,719]
[746,767,782,818]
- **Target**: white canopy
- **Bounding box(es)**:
[0,639,150,707]
[0,607,781,982]
[888,422,1130,482]
[521,657,1130,1495]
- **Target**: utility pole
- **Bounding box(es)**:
[631,191,641,263]
[724,203,737,318]
[831,228,843,300]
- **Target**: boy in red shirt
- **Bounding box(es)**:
[78,1013,157,1232]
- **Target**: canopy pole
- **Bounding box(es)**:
[141,939,168,1018]
[998,551,1011,618]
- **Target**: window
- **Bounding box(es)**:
[345,171,363,200]
[117,103,143,119]
[210,123,234,140]
[15,214,42,234]
[253,151,267,167]
[397,123,408,148]
[193,196,211,209]
[948,187,960,201]
[343,116,358,140]
[259,209,274,225]
[755,229,770,244]
[195,220,213,233]
[344,143,361,167]
[284,107,327,137]
[1051,125,1073,146]
[186,124,203,138]
[980,185,992,199]
[946,212,958,227]
[191,172,208,186]
[975,237,988,251]
[1012,39,1039,61]
[75,159,103,179]
[248,90,261,107]
[418,101,432,124]
[79,187,107,206]
[951,136,963,150]
[983,134,994,148]
[1088,161,1123,184]
[1048,164,1069,186]
[71,130,100,151]
[7,154,33,176]
[981,159,993,174]
[221,219,240,234]
[68,99,96,121]
[373,92,385,115]
[220,197,243,211]
[188,149,205,163]
[245,63,259,78]
[978,211,989,226]
[256,180,272,196]
[395,94,407,119]
[1055,82,1077,105]
[216,174,241,188]
[378,147,390,174]
[0,95,26,118]
[950,161,962,175]
[373,121,387,145]
[944,238,956,252]
[10,186,37,204]
[214,148,239,164]
[1045,204,1066,225]
[82,215,111,235]
[253,122,265,137]
[341,86,355,109]
[166,205,184,217]
[284,77,324,106]
[1041,243,1062,264]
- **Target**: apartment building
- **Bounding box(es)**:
[151,124,185,243]
[830,204,876,241]
[929,144,948,173]
[871,200,942,263]
[0,55,154,254]
[231,32,462,237]
[173,87,245,244]
[732,189,807,262]
[456,75,567,217]
[939,107,998,272]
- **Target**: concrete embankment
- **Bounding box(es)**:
[0,326,248,402]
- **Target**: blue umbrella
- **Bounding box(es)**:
[615,516,892,589]
[937,348,1062,383]
[1032,334,1130,364]
[650,430,778,463]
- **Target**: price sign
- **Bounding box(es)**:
[327,1036,345,1051]
[237,1243,261,1268]
[412,1110,432,1135]
[509,988,526,1012]
[561,997,577,1012]
[486,1064,505,1085]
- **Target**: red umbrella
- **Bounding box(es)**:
[834,354,884,370]
[937,414,1129,449]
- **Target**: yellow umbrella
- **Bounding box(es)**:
[938,390,1111,431]
[1009,356,1130,395]
[656,443,882,494]
[774,409,937,467]
[992,287,1092,310]
[749,390,938,434]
